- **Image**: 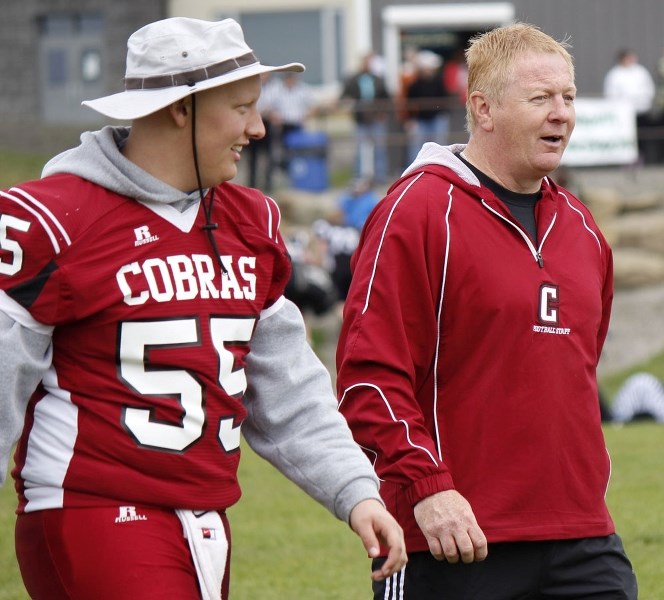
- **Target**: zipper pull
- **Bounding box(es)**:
[536,252,544,268]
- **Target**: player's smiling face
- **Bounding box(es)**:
[491,51,576,190]
[193,75,265,186]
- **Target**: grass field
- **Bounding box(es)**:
[1,151,663,598]
[0,151,48,189]
[1,416,664,599]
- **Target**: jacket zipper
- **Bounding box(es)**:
[481,199,556,269]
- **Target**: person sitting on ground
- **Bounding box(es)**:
[612,372,664,424]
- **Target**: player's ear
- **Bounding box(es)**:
[169,98,191,127]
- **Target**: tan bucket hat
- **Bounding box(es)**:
[82,17,305,120]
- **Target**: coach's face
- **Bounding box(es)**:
[488,51,576,192]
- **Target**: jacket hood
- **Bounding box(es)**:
[395,141,558,199]
[41,126,200,209]
[399,142,480,188]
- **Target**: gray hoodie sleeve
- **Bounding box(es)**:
[0,309,52,486]
[242,298,382,522]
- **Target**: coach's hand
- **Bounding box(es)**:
[414,489,487,563]
[349,498,407,581]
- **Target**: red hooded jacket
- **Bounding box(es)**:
[337,144,615,552]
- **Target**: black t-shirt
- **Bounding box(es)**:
[457,153,541,243]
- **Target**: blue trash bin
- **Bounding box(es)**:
[284,130,328,192]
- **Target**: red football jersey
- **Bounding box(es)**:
[0,175,290,513]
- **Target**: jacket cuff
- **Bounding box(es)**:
[405,472,455,506]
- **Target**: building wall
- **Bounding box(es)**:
[168,0,364,91]
[0,0,165,153]
[371,0,664,98]
[3,0,663,155]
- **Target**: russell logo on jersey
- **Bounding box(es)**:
[134,225,160,247]
[114,506,148,523]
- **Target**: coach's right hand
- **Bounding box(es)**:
[414,489,488,563]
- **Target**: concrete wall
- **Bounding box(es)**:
[0,0,165,154]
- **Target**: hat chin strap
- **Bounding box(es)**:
[191,94,228,276]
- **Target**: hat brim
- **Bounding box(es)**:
[82,62,304,121]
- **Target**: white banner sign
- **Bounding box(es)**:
[562,98,638,166]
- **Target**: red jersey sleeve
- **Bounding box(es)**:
[0,182,75,323]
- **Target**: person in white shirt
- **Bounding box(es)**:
[603,48,656,161]
[269,72,317,173]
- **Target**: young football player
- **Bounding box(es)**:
[0,17,405,599]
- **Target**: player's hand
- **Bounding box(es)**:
[413,489,487,563]
[349,498,407,581]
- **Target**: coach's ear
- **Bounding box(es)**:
[468,91,494,132]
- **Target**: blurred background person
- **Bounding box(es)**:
[442,48,469,107]
[649,45,664,163]
[340,52,392,184]
[269,72,317,176]
[603,48,656,163]
[247,72,279,192]
[612,372,664,424]
[404,50,453,164]
[337,177,381,231]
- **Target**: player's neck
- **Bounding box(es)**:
[122,129,194,192]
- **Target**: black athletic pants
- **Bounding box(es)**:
[372,535,637,599]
